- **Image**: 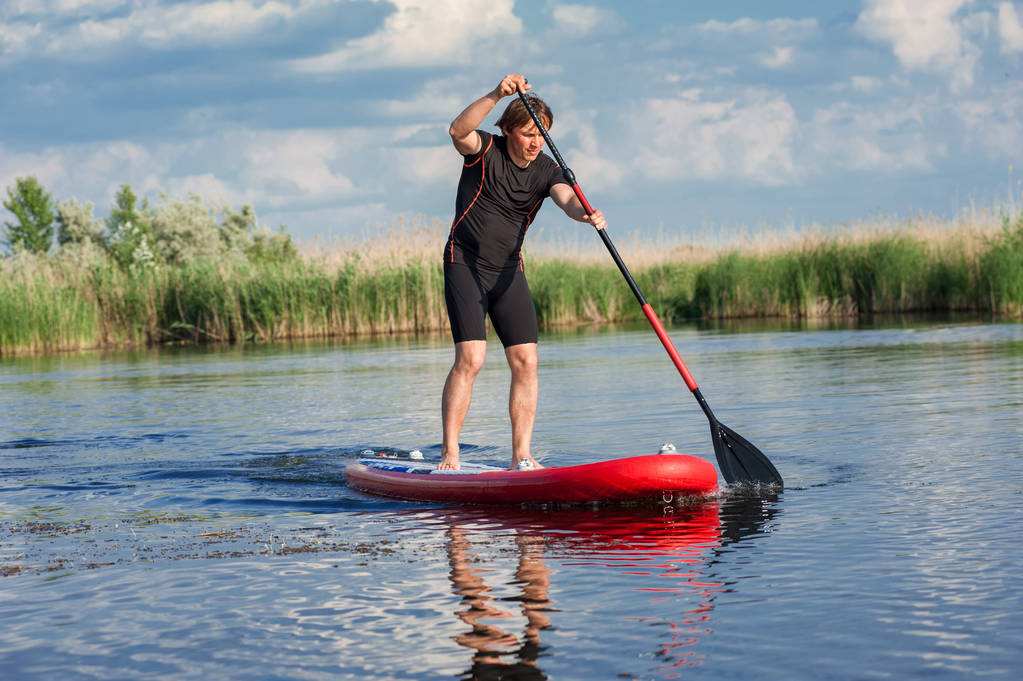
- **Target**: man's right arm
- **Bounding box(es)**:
[449,73,530,155]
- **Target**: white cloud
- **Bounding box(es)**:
[808,100,941,173]
[0,17,42,56]
[632,89,798,186]
[551,3,618,35]
[0,146,67,192]
[664,65,737,85]
[390,145,457,186]
[0,124,444,228]
[164,173,235,204]
[851,75,884,93]
[0,140,162,209]
[999,2,1023,53]
[829,75,887,94]
[265,202,393,240]
[2,1,128,18]
[552,112,624,192]
[0,123,457,239]
[961,7,995,36]
[377,93,463,119]
[2,1,316,59]
[375,77,467,119]
[855,0,981,90]
[291,0,522,73]
[758,46,794,69]
[236,130,358,207]
[956,82,1023,157]
[136,1,300,45]
[697,17,818,36]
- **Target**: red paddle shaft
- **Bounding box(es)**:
[516,91,699,393]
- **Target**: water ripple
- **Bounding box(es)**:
[1,321,1020,679]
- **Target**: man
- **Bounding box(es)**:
[440,73,607,471]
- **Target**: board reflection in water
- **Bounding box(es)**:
[404,494,780,679]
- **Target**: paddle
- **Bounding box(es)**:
[515,88,784,489]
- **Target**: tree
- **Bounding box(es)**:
[106,184,154,269]
[108,184,142,232]
[3,176,55,254]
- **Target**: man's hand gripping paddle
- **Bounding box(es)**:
[516,87,783,489]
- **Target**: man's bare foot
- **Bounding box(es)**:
[438,453,460,470]
[510,456,543,471]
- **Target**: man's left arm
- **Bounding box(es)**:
[550,183,607,230]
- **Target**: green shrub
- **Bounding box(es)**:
[220,205,257,254]
[246,228,299,264]
[56,199,105,248]
[149,195,222,265]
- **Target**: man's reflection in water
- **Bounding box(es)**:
[447,526,551,680]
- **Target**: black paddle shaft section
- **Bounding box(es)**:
[516,91,647,306]
[596,229,647,306]
[692,387,717,423]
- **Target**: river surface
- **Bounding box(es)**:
[1,318,1021,680]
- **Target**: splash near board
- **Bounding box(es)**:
[345,453,717,505]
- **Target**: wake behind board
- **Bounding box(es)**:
[345,453,717,504]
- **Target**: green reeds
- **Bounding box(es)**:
[0,273,96,353]
[979,216,1023,316]
[2,215,1022,355]
[687,222,1020,319]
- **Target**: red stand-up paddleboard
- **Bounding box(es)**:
[345,453,717,505]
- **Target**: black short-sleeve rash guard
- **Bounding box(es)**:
[445,130,564,271]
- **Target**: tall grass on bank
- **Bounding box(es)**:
[0,252,448,354]
[684,217,1023,320]
[2,215,1022,355]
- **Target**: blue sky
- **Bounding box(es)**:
[2,0,1022,242]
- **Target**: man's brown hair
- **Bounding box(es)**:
[495,94,553,135]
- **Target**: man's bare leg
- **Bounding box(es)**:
[505,342,543,470]
[440,340,487,470]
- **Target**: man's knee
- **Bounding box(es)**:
[452,342,487,377]
[506,344,538,376]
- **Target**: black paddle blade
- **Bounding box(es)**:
[711,421,784,489]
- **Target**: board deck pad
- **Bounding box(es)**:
[357,458,505,475]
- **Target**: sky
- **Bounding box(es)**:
[2,0,1023,243]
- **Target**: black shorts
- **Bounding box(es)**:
[444,262,538,347]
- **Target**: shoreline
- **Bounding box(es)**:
[3,215,1021,357]
[0,310,1012,360]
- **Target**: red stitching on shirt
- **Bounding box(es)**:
[448,137,493,263]
[463,136,491,168]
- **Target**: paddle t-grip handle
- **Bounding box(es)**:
[514,89,700,392]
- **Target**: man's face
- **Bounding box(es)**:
[506,121,545,163]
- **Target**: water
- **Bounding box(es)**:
[1,319,1021,679]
